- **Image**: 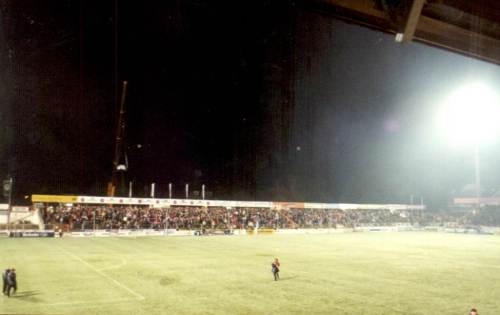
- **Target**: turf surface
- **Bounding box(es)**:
[1,232,499,314]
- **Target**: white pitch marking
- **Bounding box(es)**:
[58,246,145,300]
[98,257,128,272]
[43,297,135,307]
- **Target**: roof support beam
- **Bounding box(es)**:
[308,0,500,65]
[403,0,426,42]
[415,15,500,65]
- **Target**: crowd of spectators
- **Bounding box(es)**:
[423,207,500,227]
[42,205,167,230]
[42,204,429,231]
[282,208,344,228]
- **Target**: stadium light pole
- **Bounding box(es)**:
[436,82,500,209]
[474,144,480,209]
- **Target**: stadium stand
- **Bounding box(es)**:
[0,206,43,231]
[0,194,493,235]
[40,204,425,232]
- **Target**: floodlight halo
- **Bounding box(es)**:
[436,82,500,146]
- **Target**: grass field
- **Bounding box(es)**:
[1,232,500,315]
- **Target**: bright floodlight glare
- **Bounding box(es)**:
[436,83,500,146]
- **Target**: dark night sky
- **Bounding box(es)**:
[1,0,500,207]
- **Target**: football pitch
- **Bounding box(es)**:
[1,232,500,315]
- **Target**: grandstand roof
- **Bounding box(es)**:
[454,197,500,206]
[31,194,425,211]
[305,0,500,65]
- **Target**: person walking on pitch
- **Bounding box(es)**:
[6,268,16,297]
[271,258,280,281]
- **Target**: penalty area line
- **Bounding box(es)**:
[58,246,145,301]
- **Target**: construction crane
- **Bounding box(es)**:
[107,81,128,197]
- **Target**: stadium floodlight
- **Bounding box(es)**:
[435,82,500,208]
[435,82,500,146]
